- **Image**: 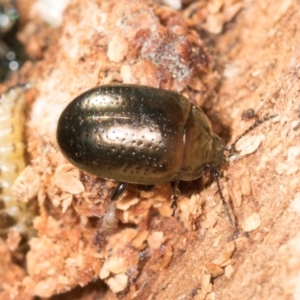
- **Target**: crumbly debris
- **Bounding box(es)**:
[235,134,265,156]
[2,0,299,299]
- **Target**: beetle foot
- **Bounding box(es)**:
[170,200,176,217]
[170,187,180,216]
[170,197,177,208]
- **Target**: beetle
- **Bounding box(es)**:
[56,84,226,207]
[56,84,275,211]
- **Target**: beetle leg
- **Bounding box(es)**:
[111,182,129,201]
[211,169,236,226]
[170,179,180,215]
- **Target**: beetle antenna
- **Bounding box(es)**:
[226,114,278,153]
[211,169,236,226]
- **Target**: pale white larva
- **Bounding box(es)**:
[0,86,33,240]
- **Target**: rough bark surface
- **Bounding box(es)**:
[0,0,299,299]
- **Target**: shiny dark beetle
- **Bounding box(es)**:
[56,84,226,205]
